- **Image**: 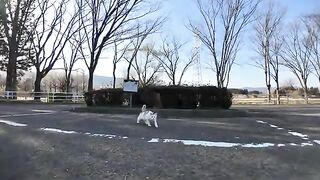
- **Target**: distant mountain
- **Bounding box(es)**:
[242,87,275,94]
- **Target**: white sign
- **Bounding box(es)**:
[123,80,139,93]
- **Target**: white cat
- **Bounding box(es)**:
[137,105,158,128]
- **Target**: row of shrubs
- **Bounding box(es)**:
[84,86,233,109]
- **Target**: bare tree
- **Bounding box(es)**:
[130,44,162,87]
[76,0,163,91]
[56,73,68,92]
[42,74,59,92]
[189,0,259,88]
[18,77,33,91]
[305,14,320,85]
[41,71,87,93]
[124,26,150,81]
[282,23,313,103]
[270,36,284,104]
[61,33,84,92]
[112,40,130,88]
[73,72,87,93]
[0,0,35,91]
[153,39,194,86]
[30,0,80,93]
[253,2,285,104]
[122,20,164,81]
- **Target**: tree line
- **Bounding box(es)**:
[0,0,320,104]
[253,2,320,104]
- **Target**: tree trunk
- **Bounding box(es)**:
[172,75,176,86]
[267,85,271,104]
[276,81,280,105]
[66,78,71,93]
[66,71,72,93]
[217,72,221,88]
[5,44,18,93]
[34,78,42,92]
[126,60,133,80]
[304,89,308,104]
[34,73,42,101]
[304,82,308,104]
[88,69,94,92]
[113,63,116,89]
[5,62,17,91]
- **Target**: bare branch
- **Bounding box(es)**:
[189,0,260,88]
[281,22,313,103]
[76,0,164,91]
[252,1,286,103]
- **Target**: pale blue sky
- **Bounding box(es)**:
[91,0,320,88]
[162,0,320,88]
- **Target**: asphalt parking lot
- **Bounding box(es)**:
[0,104,320,180]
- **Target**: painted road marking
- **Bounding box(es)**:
[292,113,320,117]
[147,138,315,148]
[40,128,79,134]
[1,118,319,149]
[40,127,127,140]
[256,120,310,140]
[0,119,27,127]
[39,127,319,148]
[32,109,57,113]
[0,112,55,118]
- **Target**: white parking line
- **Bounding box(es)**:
[38,126,319,148]
[148,138,314,148]
[1,117,319,149]
[32,109,57,113]
[0,119,27,127]
[313,140,320,145]
[256,120,312,142]
[40,127,126,140]
[41,128,78,134]
[287,131,309,139]
[0,112,55,118]
[292,113,320,117]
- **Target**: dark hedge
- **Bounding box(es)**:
[84,89,123,106]
[84,86,233,109]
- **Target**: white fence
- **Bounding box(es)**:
[233,97,320,105]
[0,91,85,103]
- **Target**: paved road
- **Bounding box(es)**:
[0,104,320,179]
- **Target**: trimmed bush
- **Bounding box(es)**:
[84,89,123,106]
[154,86,197,109]
[84,86,233,109]
[216,88,233,109]
[135,88,160,108]
[84,92,93,106]
[156,86,180,108]
[198,87,233,109]
[198,86,219,108]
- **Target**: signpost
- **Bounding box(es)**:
[123,80,139,108]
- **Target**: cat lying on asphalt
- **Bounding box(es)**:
[137,105,158,128]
